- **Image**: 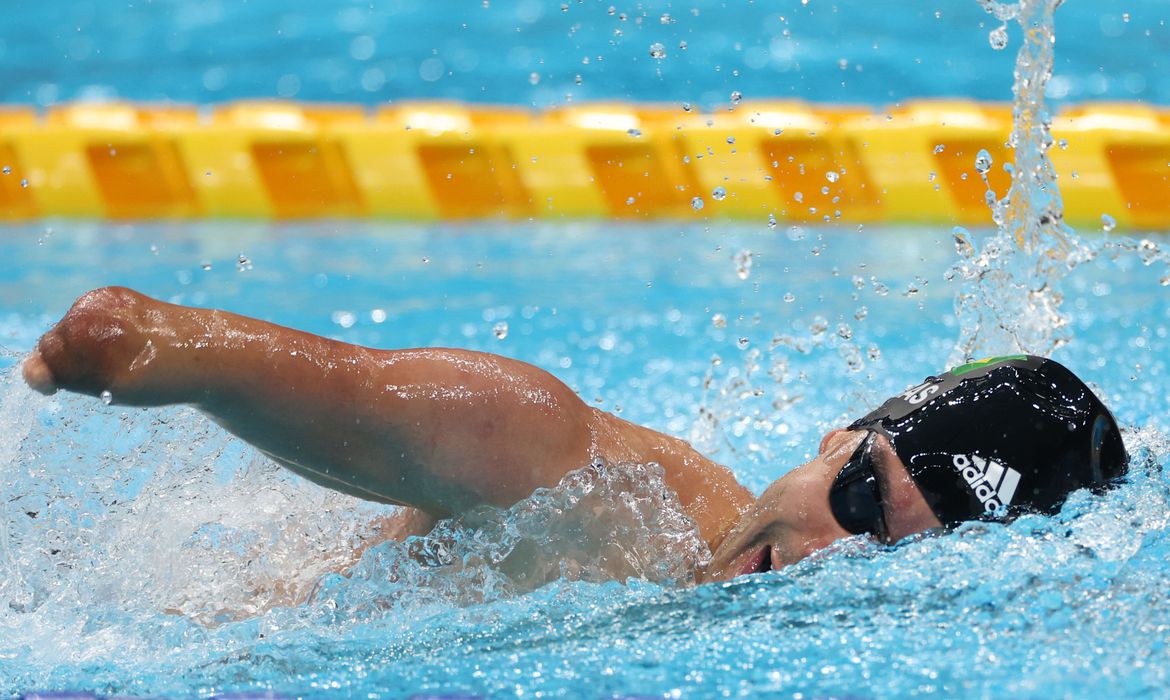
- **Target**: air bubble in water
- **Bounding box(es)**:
[826,171,839,183]
[682,102,692,112]
[236,254,253,272]
[711,186,727,201]
[691,196,704,210]
[989,25,1009,50]
[737,337,750,349]
[974,149,993,175]
[767,213,777,229]
[726,136,736,145]
[783,292,795,303]
[200,261,213,271]
[932,144,945,154]
[1101,214,1117,232]
[1,166,9,175]
[730,90,743,105]
[493,321,509,340]
[20,179,28,188]
[793,191,804,203]
[836,323,853,340]
[627,128,642,137]
[711,313,727,328]
[100,390,113,406]
[649,43,666,58]
[529,72,540,85]
[854,305,868,320]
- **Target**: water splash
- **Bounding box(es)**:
[951,0,1090,360]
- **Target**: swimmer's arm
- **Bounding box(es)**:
[21,287,601,516]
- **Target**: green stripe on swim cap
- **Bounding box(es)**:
[949,354,1030,376]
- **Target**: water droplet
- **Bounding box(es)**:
[200,261,213,271]
[825,171,839,183]
[627,128,642,137]
[932,144,945,154]
[793,192,804,203]
[678,40,688,50]
[989,25,1009,50]
[867,345,882,361]
[625,196,635,205]
[1101,214,1117,232]
[726,136,736,145]
[836,324,853,340]
[1160,275,1170,287]
[528,72,540,85]
[737,337,750,349]
[1058,138,1068,150]
[1,166,9,175]
[691,196,704,210]
[20,179,29,188]
[493,321,509,340]
[649,42,666,59]
[767,213,777,229]
[733,250,753,280]
[974,149,993,175]
[854,305,868,320]
[607,5,615,15]
[786,226,806,242]
[236,254,252,272]
[682,102,692,112]
[100,390,113,406]
[711,186,727,201]
[952,226,974,257]
[711,313,727,328]
[730,90,743,105]
[783,292,795,303]
[660,13,673,24]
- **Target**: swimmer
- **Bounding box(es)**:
[21,287,1128,581]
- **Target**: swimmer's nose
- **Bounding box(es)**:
[22,351,57,395]
[818,428,848,455]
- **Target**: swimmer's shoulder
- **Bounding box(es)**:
[588,408,754,549]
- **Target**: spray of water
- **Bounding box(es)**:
[948,0,1088,360]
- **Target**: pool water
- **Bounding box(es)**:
[2,0,1167,107]
[1,220,1169,698]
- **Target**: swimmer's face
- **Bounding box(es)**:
[701,429,942,581]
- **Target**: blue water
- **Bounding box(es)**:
[1,0,1168,108]
[5,0,1170,697]
[1,221,1169,698]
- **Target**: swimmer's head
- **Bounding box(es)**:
[831,354,1129,531]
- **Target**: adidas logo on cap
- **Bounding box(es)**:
[951,454,1021,516]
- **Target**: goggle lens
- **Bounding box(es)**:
[828,433,888,539]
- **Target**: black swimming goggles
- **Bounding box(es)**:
[828,432,889,540]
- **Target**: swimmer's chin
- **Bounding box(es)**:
[22,352,58,396]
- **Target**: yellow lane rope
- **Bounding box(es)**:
[1,100,1166,228]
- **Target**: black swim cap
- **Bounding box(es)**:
[849,355,1128,526]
